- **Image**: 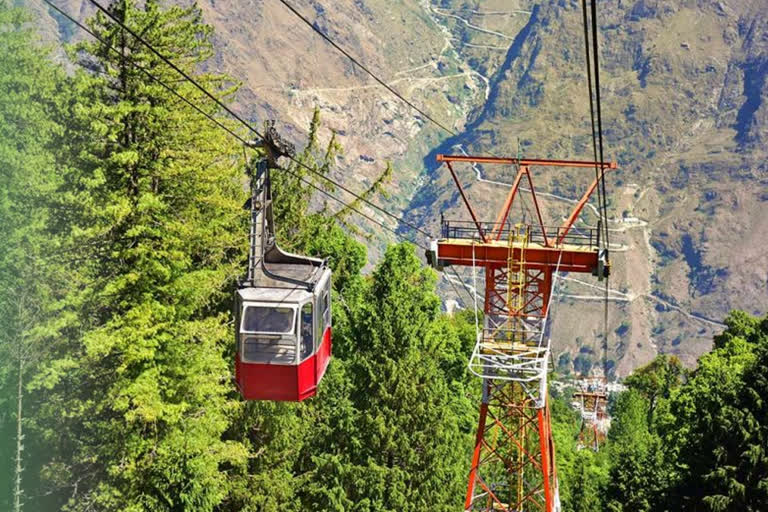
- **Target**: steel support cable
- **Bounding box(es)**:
[471,242,480,336]
[444,270,468,308]
[542,247,566,351]
[603,277,610,377]
[544,248,568,379]
[514,147,533,225]
[449,266,476,306]
[590,0,610,252]
[293,165,431,237]
[80,0,432,242]
[43,0,251,146]
[275,0,522,175]
[277,165,428,250]
[86,0,264,143]
[589,0,611,379]
[580,0,605,241]
[275,0,503,233]
[581,0,611,378]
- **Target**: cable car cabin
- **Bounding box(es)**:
[235,263,332,402]
[236,134,331,402]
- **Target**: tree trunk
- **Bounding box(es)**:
[14,355,24,512]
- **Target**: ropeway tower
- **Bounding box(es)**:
[427,154,616,512]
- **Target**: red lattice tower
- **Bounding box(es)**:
[427,154,615,512]
[573,376,609,452]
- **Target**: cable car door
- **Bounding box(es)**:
[300,301,316,386]
[315,277,331,377]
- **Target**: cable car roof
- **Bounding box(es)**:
[238,263,330,304]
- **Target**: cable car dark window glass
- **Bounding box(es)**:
[300,302,313,361]
[243,306,295,333]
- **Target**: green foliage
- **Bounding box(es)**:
[293,214,367,297]
[219,99,478,510]
[27,2,249,510]
[272,106,392,247]
[562,311,768,512]
[294,244,474,511]
[0,4,65,511]
[271,108,338,246]
[604,390,669,512]
[662,311,767,511]
[555,312,768,512]
[712,310,764,350]
[625,354,684,423]
[568,451,606,512]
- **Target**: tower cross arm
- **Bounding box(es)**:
[436,154,617,169]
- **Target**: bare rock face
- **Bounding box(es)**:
[35,0,768,376]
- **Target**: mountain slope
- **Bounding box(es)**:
[405,0,768,375]
[34,0,768,376]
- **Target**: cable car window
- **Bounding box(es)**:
[322,281,331,327]
[243,306,295,334]
[300,302,313,361]
[242,336,295,364]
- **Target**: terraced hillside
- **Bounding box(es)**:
[35,0,768,376]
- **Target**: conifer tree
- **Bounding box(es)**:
[31,2,249,509]
[663,312,767,511]
[604,390,667,512]
[299,243,474,511]
[0,3,64,510]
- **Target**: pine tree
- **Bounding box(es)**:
[30,2,249,509]
[569,451,605,512]
[663,312,767,511]
[0,3,64,510]
[299,243,474,511]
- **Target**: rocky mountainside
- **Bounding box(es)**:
[34,0,768,376]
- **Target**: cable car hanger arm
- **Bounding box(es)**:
[242,123,326,292]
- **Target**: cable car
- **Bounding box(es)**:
[235,262,332,401]
[235,130,332,401]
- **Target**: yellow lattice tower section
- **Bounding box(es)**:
[505,224,529,346]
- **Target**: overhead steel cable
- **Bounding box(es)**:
[80,0,432,243]
[86,0,263,142]
[589,0,611,380]
[590,0,610,252]
[294,164,432,237]
[581,0,612,378]
[444,271,468,309]
[449,267,476,306]
[277,165,428,250]
[274,0,460,138]
[603,274,610,376]
[275,0,521,171]
[46,0,429,249]
[43,0,251,146]
[580,0,604,239]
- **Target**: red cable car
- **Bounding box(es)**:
[235,264,332,401]
[235,129,332,401]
